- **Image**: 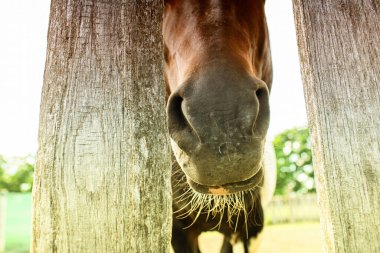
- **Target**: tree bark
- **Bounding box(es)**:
[293,1,380,252]
[32,1,171,252]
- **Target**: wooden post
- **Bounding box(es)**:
[32,1,171,252]
[292,1,380,252]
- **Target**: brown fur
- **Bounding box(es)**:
[164,1,273,252]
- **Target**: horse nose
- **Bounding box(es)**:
[166,74,270,155]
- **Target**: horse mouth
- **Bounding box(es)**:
[186,168,264,195]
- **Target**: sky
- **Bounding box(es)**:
[0,0,307,158]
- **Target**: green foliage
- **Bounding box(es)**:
[273,127,315,195]
[0,155,34,192]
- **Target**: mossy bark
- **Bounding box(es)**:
[293,1,380,252]
[32,1,171,252]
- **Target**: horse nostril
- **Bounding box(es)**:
[167,94,186,134]
[253,86,270,136]
[167,92,198,152]
[256,87,265,101]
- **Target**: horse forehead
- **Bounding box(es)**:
[163,1,265,54]
[163,1,262,56]
[164,1,259,25]
[163,0,272,90]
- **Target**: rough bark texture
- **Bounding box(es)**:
[293,1,380,253]
[32,1,171,252]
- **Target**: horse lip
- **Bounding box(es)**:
[187,168,263,195]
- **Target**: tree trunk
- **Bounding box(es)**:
[293,1,380,252]
[32,1,171,252]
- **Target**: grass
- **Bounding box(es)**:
[4,193,31,253]
[198,222,323,253]
[3,193,322,252]
[260,222,323,253]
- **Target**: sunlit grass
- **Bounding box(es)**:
[5,193,31,253]
[199,222,322,253]
[3,193,322,253]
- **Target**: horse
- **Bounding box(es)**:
[163,0,275,252]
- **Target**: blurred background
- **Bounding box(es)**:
[0,0,321,252]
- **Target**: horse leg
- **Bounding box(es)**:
[171,219,201,253]
[243,233,264,253]
[243,196,265,253]
[220,236,233,253]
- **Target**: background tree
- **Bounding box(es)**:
[273,127,314,195]
[7,161,34,192]
[0,155,6,190]
[0,156,34,192]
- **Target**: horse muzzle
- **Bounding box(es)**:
[167,65,269,195]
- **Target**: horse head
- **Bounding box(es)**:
[164,0,272,196]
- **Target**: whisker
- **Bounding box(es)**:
[174,186,261,237]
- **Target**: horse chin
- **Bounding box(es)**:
[185,168,264,196]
